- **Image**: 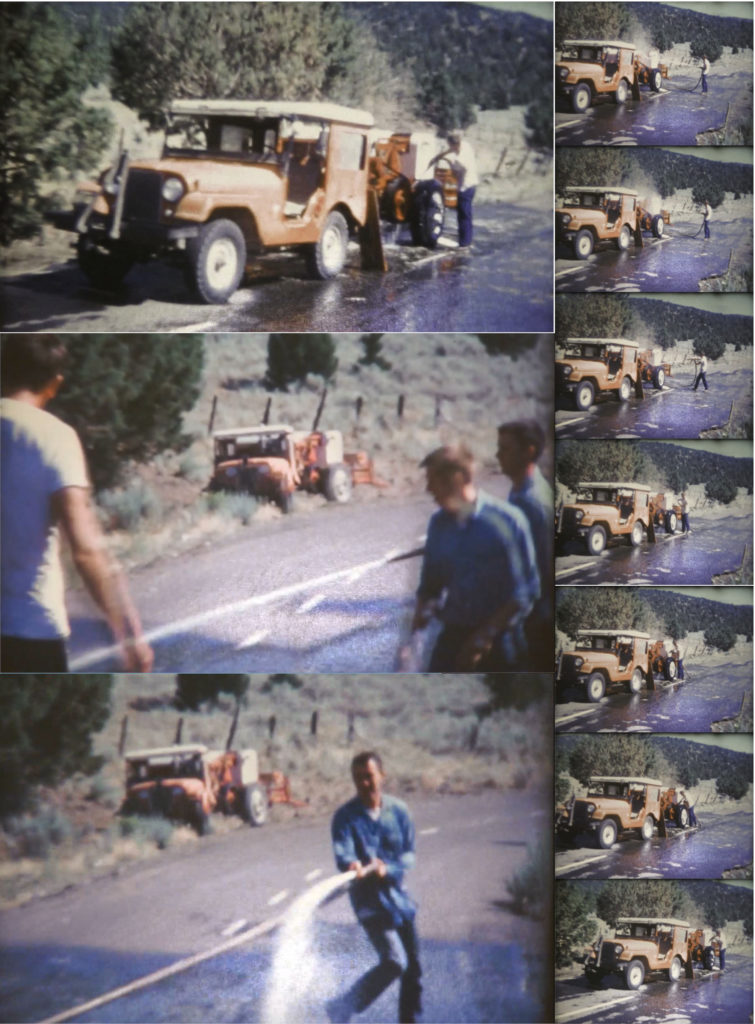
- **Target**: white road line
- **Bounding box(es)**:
[221,919,248,937]
[267,890,290,907]
[555,265,585,279]
[556,853,607,877]
[556,416,586,429]
[175,321,218,332]
[555,562,596,579]
[557,993,635,1022]
[305,869,323,882]
[556,117,584,131]
[556,708,596,725]
[70,547,413,668]
[297,594,326,614]
[419,827,439,836]
[234,630,269,651]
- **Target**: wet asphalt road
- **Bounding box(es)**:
[556,954,752,1024]
[555,810,753,880]
[555,215,749,294]
[0,790,551,1024]
[0,201,553,334]
[555,513,753,586]
[555,371,753,440]
[556,655,754,733]
[555,68,748,146]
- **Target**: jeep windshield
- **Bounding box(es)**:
[560,45,604,62]
[562,192,605,209]
[587,780,629,798]
[575,487,618,504]
[575,634,616,651]
[615,922,655,939]
[561,342,607,360]
[164,113,322,164]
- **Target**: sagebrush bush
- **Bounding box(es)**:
[119,815,174,849]
[98,481,164,530]
[3,807,73,858]
[506,841,550,918]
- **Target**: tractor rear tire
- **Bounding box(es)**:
[572,84,591,113]
[574,380,595,411]
[306,210,349,279]
[410,181,445,248]
[574,229,594,259]
[323,464,352,503]
[244,783,268,826]
[586,672,606,703]
[586,524,607,555]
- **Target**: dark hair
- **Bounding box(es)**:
[420,443,475,483]
[497,418,546,460]
[351,750,383,774]
[1,334,69,394]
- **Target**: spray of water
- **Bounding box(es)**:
[261,870,356,1024]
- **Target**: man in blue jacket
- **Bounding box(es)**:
[330,751,421,1023]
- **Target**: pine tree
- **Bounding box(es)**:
[265,334,338,392]
[175,675,249,710]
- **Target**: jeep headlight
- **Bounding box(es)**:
[574,509,584,521]
[561,363,574,376]
[586,803,596,813]
[162,176,186,203]
[574,656,583,668]
[559,66,569,80]
[613,944,624,956]
[560,213,571,225]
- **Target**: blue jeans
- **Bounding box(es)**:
[694,370,708,390]
[681,513,690,533]
[336,917,422,1022]
[704,220,710,238]
[457,187,475,247]
[702,73,708,93]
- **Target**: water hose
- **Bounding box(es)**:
[663,71,704,93]
[669,217,706,240]
[38,869,362,1024]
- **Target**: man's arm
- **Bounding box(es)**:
[53,487,153,671]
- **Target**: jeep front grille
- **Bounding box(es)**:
[600,943,620,967]
[559,654,581,684]
[571,802,592,829]
[123,169,163,223]
[559,507,581,536]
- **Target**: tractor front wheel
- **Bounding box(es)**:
[650,68,663,92]
[323,464,352,503]
[652,215,665,238]
[244,783,268,826]
[411,181,445,248]
[652,366,666,388]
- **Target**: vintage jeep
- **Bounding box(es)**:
[121,743,273,835]
[556,40,668,113]
[556,338,672,410]
[209,423,375,512]
[556,628,678,702]
[368,130,457,248]
[556,482,656,554]
[50,99,378,302]
[585,917,692,989]
[556,775,681,849]
[556,186,668,260]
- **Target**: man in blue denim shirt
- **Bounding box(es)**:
[330,751,421,1023]
[407,444,539,671]
[497,419,553,670]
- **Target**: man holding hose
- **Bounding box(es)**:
[330,751,422,1023]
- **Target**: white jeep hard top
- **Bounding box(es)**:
[589,775,664,786]
[169,99,375,128]
[576,629,651,639]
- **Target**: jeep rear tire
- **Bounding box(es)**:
[411,181,445,248]
[574,380,595,411]
[586,671,606,703]
[616,224,632,251]
[187,219,246,303]
[586,524,607,555]
[323,464,352,503]
[650,68,663,92]
[597,818,618,849]
[77,236,134,289]
[574,229,594,260]
[668,956,682,982]
[614,78,629,104]
[652,215,665,238]
[618,375,632,401]
[572,84,591,113]
[629,667,644,694]
[640,815,655,841]
[665,511,678,534]
[630,520,644,547]
[624,959,645,990]
[652,366,665,389]
[244,783,268,826]
[306,210,349,279]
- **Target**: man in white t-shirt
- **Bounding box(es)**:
[1,335,153,672]
[693,353,709,391]
[429,130,479,247]
[703,199,712,239]
[701,55,710,93]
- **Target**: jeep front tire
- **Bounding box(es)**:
[187,218,246,303]
[614,78,629,104]
[572,84,591,113]
[630,520,644,547]
[306,210,349,279]
[624,959,645,990]
[574,380,595,411]
[668,956,682,982]
[640,815,655,841]
[628,667,644,694]
[616,225,632,251]
[574,229,594,260]
[597,818,618,849]
[586,671,606,703]
[587,524,607,555]
[618,375,632,401]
